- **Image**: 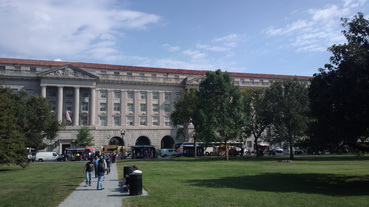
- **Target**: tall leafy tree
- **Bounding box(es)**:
[193,70,247,160]
[0,90,27,167]
[73,126,94,147]
[170,88,198,141]
[266,78,310,159]
[242,88,273,157]
[309,13,369,151]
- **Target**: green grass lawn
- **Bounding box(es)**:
[119,155,369,207]
[1,156,369,207]
[0,161,85,207]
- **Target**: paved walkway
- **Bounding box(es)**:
[59,163,126,207]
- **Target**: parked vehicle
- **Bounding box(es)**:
[35,152,60,162]
[159,148,181,158]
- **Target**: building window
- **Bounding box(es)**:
[81,102,89,111]
[30,67,36,73]
[152,104,159,112]
[164,104,171,112]
[127,103,134,112]
[100,71,107,74]
[114,71,120,76]
[140,116,147,125]
[127,72,132,77]
[152,92,159,99]
[174,75,179,79]
[176,93,180,100]
[140,92,146,99]
[81,116,88,125]
[114,91,121,99]
[49,101,56,111]
[48,89,57,97]
[82,91,89,98]
[152,117,159,125]
[127,91,134,99]
[140,104,147,112]
[250,79,254,84]
[26,89,34,96]
[165,117,171,126]
[114,116,121,126]
[114,103,121,111]
[260,80,264,85]
[66,89,73,97]
[100,90,107,98]
[163,74,168,79]
[100,103,107,111]
[15,66,21,72]
[165,93,171,101]
[99,116,107,126]
[127,116,134,126]
[139,73,144,78]
[0,66,5,72]
[65,102,73,111]
[151,74,157,78]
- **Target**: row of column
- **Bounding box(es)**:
[41,85,96,126]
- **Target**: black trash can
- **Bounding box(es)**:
[124,166,133,179]
[129,173,142,196]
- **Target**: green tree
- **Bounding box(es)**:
[170,88,198,141]
[193,70,247,160]
[73,126,94,147]
[0,90,27,167]
[309,13,369,152]
[242,88,273,157]
[266,78,310,159]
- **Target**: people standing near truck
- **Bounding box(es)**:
[96,158,106,190]
[83,158,94,186]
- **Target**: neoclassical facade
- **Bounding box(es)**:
[0,58,310,153]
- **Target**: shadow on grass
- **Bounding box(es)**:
[186,173,369,196]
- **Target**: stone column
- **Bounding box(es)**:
[107,90,113,126]
[121,90,126,126]
[90,88,96,126]
[73,87,80,126]
[134,91,140,126]
[147,91,152,126]
[41,86,47,98]
[159,92,164,125]
[57,86,64,122]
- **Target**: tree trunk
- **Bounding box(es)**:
[289,144,294,160]
[254,139,259,157]
[225,140,229,161]
[194,137,197,158]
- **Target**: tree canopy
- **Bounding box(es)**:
[193,70,248,160]
[0,87,61,167]
[309,13,369,151]
[241,88,273,156]
[73,126,94,147]
[266,78,310,159]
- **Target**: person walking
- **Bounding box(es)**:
[96,158,106,190]
[94,155,99,178]
[83,158,94,186]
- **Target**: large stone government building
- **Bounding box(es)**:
[0,58,310,154]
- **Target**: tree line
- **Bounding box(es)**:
[171,13,369,160]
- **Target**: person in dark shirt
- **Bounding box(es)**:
[83,158,94,187]
[96,158,106,190]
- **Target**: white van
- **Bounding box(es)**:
[159,149,181,158]
[35,152,60,162]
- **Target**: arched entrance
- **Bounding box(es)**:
[109,137,124,146]
[161,136,175,149]
[135,136,151,145]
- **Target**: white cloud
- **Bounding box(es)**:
[0,0,160,60]
[265,0,366,52]
[196,44,229,52]
[182,49,207,60]
[161,44,181,52]
[213,33,243,42]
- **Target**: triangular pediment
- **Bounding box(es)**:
[37,65,99,79]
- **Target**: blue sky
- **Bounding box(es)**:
[0,0,368,76]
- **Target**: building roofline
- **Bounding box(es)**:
[0,57,311,80]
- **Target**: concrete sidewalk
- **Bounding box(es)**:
[58,162,125,207]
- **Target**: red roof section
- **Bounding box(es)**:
[0,57,311,80]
